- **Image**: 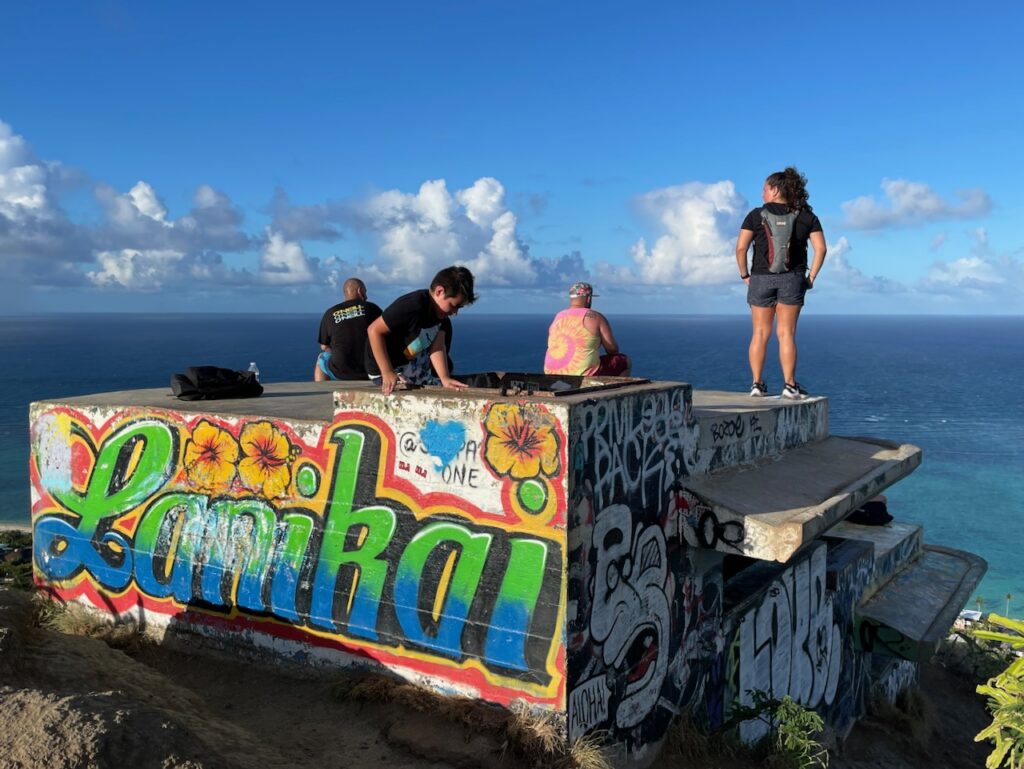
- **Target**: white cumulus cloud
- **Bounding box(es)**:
[628,180,746,285]
[259,230,317,285]
[820,237,905,293]
[127,181,169,223]
[841,179,992,230]
[924,256,1003,289]
[0,120,92,283]
[87,247,257,291]
[919,228,1022,302]
[0,121,55,217]
[354,177,539,286]
[94,180,251,254]
[88,248,184,290]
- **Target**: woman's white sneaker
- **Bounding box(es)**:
[749,381,768,397]
[782,382,808,399]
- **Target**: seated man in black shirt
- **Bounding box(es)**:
[314,278,382,381]
[366,265,477,395]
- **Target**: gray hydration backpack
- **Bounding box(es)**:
[760,207,800,273]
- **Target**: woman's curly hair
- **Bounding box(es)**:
[766,167,812,212]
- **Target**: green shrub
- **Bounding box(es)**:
[972,614,1024,769]
[729,690,828,769]
[0,559,33,589]
[0,530,31,548]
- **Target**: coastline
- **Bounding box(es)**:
[0,521,30,533]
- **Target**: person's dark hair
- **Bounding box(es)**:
[430,265,478,304]
[766,166,812,212]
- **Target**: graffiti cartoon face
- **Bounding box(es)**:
[590,504,670,728]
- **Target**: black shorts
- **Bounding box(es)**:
[747,272,807,308]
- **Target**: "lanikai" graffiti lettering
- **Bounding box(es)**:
[31,408,566,705]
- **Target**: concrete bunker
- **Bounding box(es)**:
[27,377,985,766]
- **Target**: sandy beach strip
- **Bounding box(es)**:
[0,521,31,533]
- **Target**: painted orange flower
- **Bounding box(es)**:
[238,421,294,498]
[484,404,561,480]
[184,419,239,490]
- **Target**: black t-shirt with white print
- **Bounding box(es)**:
[365,289,450,375]
[741,202,823,275]
[318,298,382,380]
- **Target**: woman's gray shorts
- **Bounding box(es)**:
[747,272,808,307]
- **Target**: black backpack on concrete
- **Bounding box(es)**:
[170,366,263,401]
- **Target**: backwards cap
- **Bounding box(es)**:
[568,282,598,299]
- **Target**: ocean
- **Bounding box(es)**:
[2,313,1021,614]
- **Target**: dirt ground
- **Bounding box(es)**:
[0,585,995,769]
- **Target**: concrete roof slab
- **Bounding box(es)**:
[857,544,988,660]
[684,436,923,562]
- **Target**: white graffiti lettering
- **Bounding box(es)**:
[737,543,842,744]
[568,675,611,739]
[590,504,670,728]
[578,389,692,511]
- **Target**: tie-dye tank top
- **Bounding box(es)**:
[544,308,601,375]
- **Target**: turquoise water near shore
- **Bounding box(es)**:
[1,313,1020,614]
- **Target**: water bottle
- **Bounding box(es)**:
[248,361,260,381]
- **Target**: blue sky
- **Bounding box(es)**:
[1,1,1020,314]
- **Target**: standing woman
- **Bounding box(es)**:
[735,167,826,398]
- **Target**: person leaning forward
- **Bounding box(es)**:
[366,265,477,395]
[314,277,382,382]
[544,282,631,377]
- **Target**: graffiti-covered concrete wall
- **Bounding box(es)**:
[565,384,727,764]
[30,381,932,768]
[721,538,876,744]
[30,396,569,708]
[688,396,828,476]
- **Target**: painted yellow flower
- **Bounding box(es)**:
[184,419,239,490]
[484,404,561,480]
[238,421,294,498]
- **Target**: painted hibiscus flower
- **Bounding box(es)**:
[183,419,239,490]
[484,404,561,480]
[238,421,294,498]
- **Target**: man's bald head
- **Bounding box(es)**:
[343,278,367,301]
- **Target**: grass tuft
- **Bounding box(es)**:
[666,712,741,764]
[332,671,611,767]
[34,595,151,652]
[568,731,613,769]
[506,699,563,757]
[867,685,933,748]
[331,672,507,732]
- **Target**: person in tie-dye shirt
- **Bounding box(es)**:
[544,282,631,377]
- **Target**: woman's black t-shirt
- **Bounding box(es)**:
[741,203,823,275]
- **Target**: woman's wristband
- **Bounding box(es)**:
[739,273,749,280]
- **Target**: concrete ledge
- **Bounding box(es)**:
[826,521,923,601]
[32,381,359,423]
[689,391,828,474]
[684,436,922,562]
[856,544,988,661]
